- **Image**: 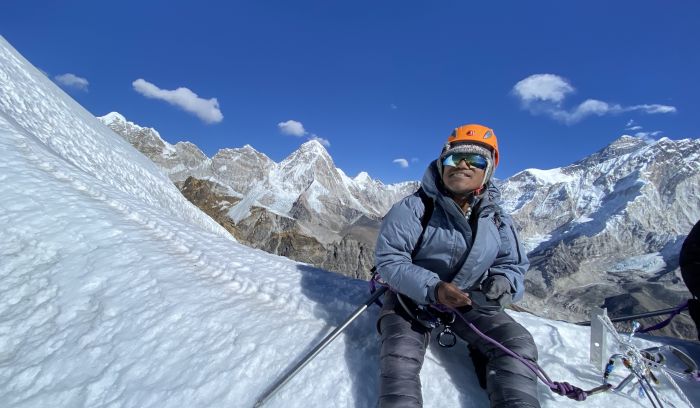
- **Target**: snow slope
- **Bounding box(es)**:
[0,36,696,408]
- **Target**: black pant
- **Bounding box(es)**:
[377,292,541,408]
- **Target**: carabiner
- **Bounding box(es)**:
[438,326,457,348]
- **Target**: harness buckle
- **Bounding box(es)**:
[437,326,457,348]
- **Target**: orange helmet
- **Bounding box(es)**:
[446,124,499,167]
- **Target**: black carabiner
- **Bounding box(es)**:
[438,326,457,348]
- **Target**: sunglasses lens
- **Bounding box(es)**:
[442,153,488,169]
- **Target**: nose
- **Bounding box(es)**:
[455,159,472,169]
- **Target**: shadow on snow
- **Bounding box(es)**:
[297,263,489,407]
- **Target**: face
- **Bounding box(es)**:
[442,158,486,195]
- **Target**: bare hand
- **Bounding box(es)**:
[436,282,472,308]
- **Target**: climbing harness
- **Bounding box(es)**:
[597,313,700,408]
[371,272,457,347]
[371,274,611,401]
[433,302,612,401]
[396,291,458,348]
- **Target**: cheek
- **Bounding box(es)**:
[442,172,461,188]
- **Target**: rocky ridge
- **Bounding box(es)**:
[500,135,700,338]
[100,113,415,279]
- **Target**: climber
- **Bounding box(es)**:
[374,124,539,407]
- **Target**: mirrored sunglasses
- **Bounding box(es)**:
[442,153,488,169]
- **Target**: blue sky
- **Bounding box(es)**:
[2,1,698,184]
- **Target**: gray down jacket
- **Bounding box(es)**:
[375,160,529,305]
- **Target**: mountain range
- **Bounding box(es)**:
[99,114,700,339]
[500,134,699,337]
[99,112,416,279]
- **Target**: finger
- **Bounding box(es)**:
[449,293,471,307]
[451,290,470,303]
[456,290,471,302]
[449,299,468,308]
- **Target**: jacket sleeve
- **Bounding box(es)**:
[375,196,441,305]
[488,213,530,302]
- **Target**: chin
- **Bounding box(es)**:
[446,185,476,195]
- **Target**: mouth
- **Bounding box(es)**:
[447,170,473,179]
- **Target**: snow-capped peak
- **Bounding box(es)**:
[299,139,329,155]
[100,111,127,124]
[280,139,334,171]
[606,134,648,151]
[215,144,267,158]
[523,167,573,185]
[354,171,372,184]
[97,111,155,135]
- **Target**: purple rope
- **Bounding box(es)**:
[369,277,377,293]
[368,274,384,307]
[370,278,598,401]
[637,301,689,333]
[435,304,590,401]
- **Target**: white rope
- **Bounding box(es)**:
[659,367,694,408]
[596,314,695,408]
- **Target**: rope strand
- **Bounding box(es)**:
[433,303,601,401]
[637,301,689,333]
[371,278,608,401]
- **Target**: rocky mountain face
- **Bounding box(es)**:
[99,112,213,182]
[499,135,700,338]
[101,113,699,338]
[177,176,377,279]
[100,113,415,280]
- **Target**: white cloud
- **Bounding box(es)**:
[512,74,574,104]
[278,119,331,146]
[390,104,398,110]
[512,74,676,124]
[623,120,667,141]
[634,131,663,138]
[551,99,619,124]
[628,104,677,114]
[393,158,409,168]
[310,135,331,147]
[277,120,306,137]
[572,99,614,120]
[634,131,663,144]
[625,119,644,132]
[55,73,89,91]
[132,78,223,124]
